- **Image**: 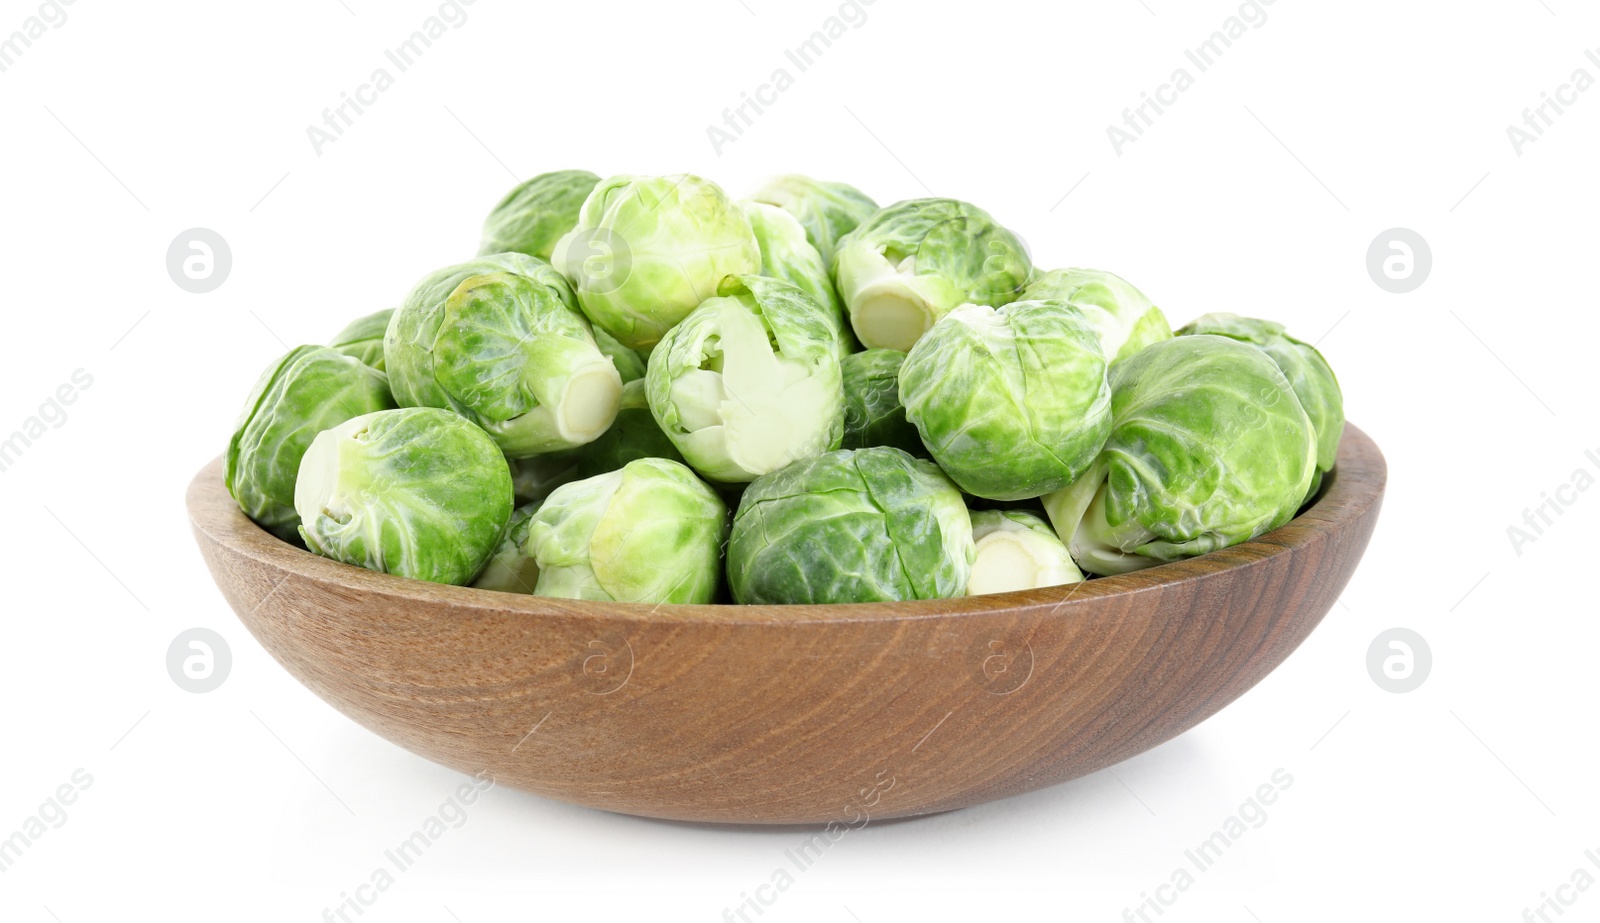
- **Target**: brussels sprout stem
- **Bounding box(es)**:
[851,288,935,352]
[294,419,364,526]
[1068,481,1161,576]
[968,529,1079,596]
[557,367,624,441]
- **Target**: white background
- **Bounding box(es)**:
[1,0,1595,920]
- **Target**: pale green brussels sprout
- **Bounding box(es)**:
[900,301,1111,500]
[478,169,600,262]
[839,348,925,457]
[1042,336,1317,576]
[728,447,974,605]
[551,173,760,350]
[750,174,878,272]
[592,326,647,384]
[574,379,685,479]
[739,200,853,356]
[967,510,1083,596]
[328,309,394,371]
[1018,268,1171,364]
[1176,313,1344,483]
[524,458,727,604]
[386,252,622,458]
[833,198,1032,351]
[227,345,394,540]
[471,505,539,594]
[646,275,844,484]
[295,408,514,585]
[509,453,581,506]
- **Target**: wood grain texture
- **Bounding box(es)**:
[187,425,1385,824]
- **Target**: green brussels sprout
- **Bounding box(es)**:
[740,200,854,356]
[524,458,727,604]
[574,379,685,479]
[592,326,647,384]
[646,275,844,484]
[295,407,514,585]
[386,252,623,458]
[728,447,974,605]
[1176,313,1344,478]
[750,174,878,272]
[478,169,600,262]
[328,308,395,371]
[839,348,925,457]
[551,173,761,350]
[1042,336,1317,576]
[900,301,1111,501]
[471,505,540,594]
[227,345,394,540]
[833,198,1032,351]
[1018,268,1172,364]
[509,453,581,506]
[967,510,1083,596]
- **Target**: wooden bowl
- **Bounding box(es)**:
[187,426,1385,825]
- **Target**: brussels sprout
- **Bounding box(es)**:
[227,345,394,540]
[593,326,647,384]
[471,505,540,594]
[646,275,844,483]
[833,198,1032,351]
[509,453,581,506]
[750,174,878,272]
[328,309,395,371]
[728,447,974,605]
[574,379,685,479]
[1176,313,1343,479]
[839,348,925,457]
[1018,268,1171,364]
[551,173,760,350]
[967,510,1083,596]
[524,458,727,604]
[478,169,600,262]
[1042,336,1317,576]
[386,252,623,458]
[295,407,514,585]
[900,301,1111,500]
[740,200,853,356]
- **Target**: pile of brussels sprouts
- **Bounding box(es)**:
[226,171,1344,605]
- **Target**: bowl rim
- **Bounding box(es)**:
[188,423,1385,626]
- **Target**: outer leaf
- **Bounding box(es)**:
[551,174,760,350]
[295,408,514,585]
[1042,336,1316,575]
[478,169,600,261]
[525,458,727,604]
[1177,312,1344,474]
[749,174,878,272]
[727,447,974,604]
[226,345,394,540]
[900,301,1110,500]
